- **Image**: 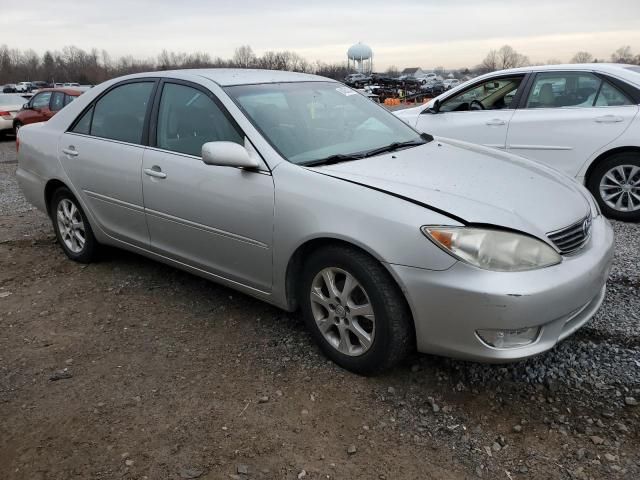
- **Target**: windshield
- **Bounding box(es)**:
[225,82,427,164]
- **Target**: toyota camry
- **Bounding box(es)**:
[17,69,614,374]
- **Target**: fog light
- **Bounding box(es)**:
[476,327,540,348]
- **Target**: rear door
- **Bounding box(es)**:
[506,71,639,176]
[415,74,526,148]
[59,80,157,248]
[141,80,274,291]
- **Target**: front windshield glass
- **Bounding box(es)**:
[225,82,427,164]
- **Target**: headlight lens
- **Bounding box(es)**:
[422,226,561,272]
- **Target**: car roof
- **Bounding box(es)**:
[488,63,640,86]
[35,87,84,95]
[125,68,334,86]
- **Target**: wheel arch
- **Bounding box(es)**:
[44,178,70,217]
[283,237,416,338]
[584,146,640,185]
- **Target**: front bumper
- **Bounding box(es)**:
[389,215,614,362]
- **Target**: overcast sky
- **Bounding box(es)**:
[2,0,639,69]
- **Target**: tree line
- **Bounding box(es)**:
[1,43,639,85]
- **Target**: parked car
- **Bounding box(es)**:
[443,78,461,90]
[421,80,446,96]
[15,82,34,93]
[13,88,82,133]
[0,93,30,137]
[395,64,640,221]
[344,73,371,86]
[415,72,443,85]
[2,84,18,93]
[63,82,81,87]
[17,69,613,374]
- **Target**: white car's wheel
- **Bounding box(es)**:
[588,153,640,222]
[51,187,99,262]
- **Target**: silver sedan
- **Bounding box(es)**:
[16,69,614,374]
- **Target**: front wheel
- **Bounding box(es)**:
[50,187,99,263]
[587,153,640,222]
[299,245,414,375]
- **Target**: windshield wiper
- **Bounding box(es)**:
[360,138,427,158]
[301,153,365,167]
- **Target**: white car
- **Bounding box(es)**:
[15,82,33,93]
[415,73,443,84]
[395,64,640,221]
[0,93,29,136]
[443,79,461,90]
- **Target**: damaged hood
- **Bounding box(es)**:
[308,137,592,239]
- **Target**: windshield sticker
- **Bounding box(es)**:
[336,87,357,96]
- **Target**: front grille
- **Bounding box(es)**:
[547,215,592,255]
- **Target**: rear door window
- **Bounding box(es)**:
[90,82,154,144]
[50,92,65,112]
[526,72,605,108]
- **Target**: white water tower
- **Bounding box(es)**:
[347,42,373,74]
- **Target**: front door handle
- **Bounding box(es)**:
[144,166,167,179]
[62,146,79,157]
[595,115,624,123]
[485,119,506,126]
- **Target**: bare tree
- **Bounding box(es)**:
[385,65,399,77]
[611,46,634,64]
[232,45,256,68]
[570,51,594,64]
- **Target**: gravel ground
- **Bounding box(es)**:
[1,138,639,479]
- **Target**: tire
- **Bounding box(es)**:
[50,187,99,263]
[13,121,23,135]
[587,152,640,222]
[299,245,414,375]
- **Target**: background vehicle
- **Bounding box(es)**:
[0,93,30,136]
[421,80,446,96]
[13,88,82,132]
[15,82,33,92]
[344,73,371,86]
[2,84,18,93]
[443,78,461,90]
[415,72,443,84]
[17,69,612,375]
[395,64,640,221]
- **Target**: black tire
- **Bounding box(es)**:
[299,245,414,375]
[587,152,640,222]
[50,187,99,263]
[13,121,22,135]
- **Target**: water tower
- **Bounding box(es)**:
[347,42,373,74]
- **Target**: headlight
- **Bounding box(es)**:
[422,226,561,272]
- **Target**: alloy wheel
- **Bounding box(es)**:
[599,164,640,212]
[309,267,375,356]
[56,198,86,253]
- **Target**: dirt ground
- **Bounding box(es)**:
[1,137,638,480]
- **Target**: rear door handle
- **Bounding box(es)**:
[62,147,79,157]
[595,115,624,123]
[486,119,506,126]
[144,166,167,179]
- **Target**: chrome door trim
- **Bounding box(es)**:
[507,145,574,151]
[84,190,145,212]
[145,207,269,249]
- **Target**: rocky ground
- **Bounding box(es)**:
[0,137,638,479]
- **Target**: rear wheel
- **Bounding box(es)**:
[50,187,99,263]
[299,245,414,375]
[588,152,640,222]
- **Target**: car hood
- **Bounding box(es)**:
[308,138,591,239]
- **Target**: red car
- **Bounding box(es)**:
[13,88,83,132]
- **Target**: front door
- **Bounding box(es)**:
[141,81,274,291]
[416,75,525,149]
[59,80,156,247]
[506,71,639,176]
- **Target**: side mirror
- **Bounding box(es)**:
[202,141,260,169]
[22,103,31,110]
[425,98,441,114]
